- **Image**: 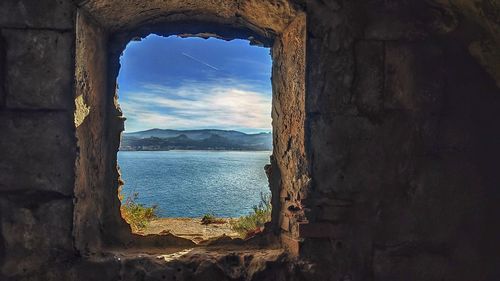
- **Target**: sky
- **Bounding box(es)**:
[117,35,272,133]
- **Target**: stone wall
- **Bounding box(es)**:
[0,0,500,280]
[74,9,109,254]
[271,14,309,254]
[0,0,77,279]
[303,1,500,280]
[74,0,307,252]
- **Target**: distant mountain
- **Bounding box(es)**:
[120,129,272,151]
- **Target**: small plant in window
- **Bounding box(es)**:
[118,186,158,232]
[231,192,271,239]
[201,213,226,225]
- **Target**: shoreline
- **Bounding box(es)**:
[119,149,273,152]
[139,217,241,243]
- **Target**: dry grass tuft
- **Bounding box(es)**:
[119,186,158,232]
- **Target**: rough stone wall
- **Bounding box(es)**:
[271,14,309,254]
[75,0,302,36]
[74,10,109,254]
[1,0,500,280]
[440,0,500,88]
[0,0,77,279]
[303,0,500,280]
[77,0,308,251]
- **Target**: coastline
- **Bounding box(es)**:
[138,217,241,243]
[118,149,273,152]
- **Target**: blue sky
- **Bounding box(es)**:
[117,35,272,133]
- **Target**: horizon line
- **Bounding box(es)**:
[124,128,272,134]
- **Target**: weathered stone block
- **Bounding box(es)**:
[384,42,445,113]
[0,112,75,195]
[362,1,430,41]
[308,114,377,194]
[0,198,74,277]
[3,29,73,109]
[280,215,290,231]
[0,33,5,108]
[373,245,452,281]
[281,233,301,256]
[317,204,352,223]
[70,258,121,281]
[193,260,228,281]
[305,43,357,115]
[0,0,74,29]
[353,41,384,115]
[298,222,348,239]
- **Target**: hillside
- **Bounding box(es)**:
[120,129,272,151]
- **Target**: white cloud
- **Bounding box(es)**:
[119,81,272,133]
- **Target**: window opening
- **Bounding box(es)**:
[116,35,273,243]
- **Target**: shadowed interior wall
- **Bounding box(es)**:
[74,10,109,253]
[0,0,76,277]
[303,1,500,280]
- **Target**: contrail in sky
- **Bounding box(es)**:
[181,52,220,71]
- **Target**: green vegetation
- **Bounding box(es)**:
[117,186,272,238]
[201,213,226,225]
[230,193,272,238]
[118,186,158,232]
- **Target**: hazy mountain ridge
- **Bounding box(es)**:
[120,129,272,151]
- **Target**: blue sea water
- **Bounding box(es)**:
[118,150,272,218]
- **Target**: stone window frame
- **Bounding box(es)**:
[73,2,308,255]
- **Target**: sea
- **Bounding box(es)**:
[118,150,272,218]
